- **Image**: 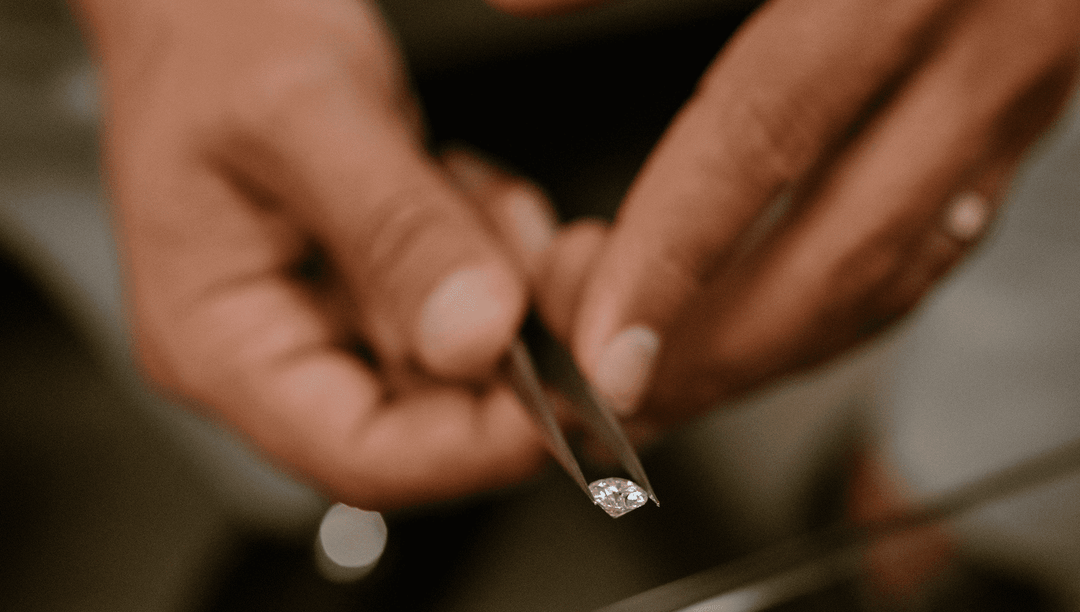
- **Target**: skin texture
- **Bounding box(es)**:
[73,0,1079,513]
[72,0,563,510]
[518,0,1080,430]
[516,3,1076,596]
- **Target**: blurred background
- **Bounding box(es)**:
[1,0,1078,610]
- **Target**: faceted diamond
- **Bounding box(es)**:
[589,478,648,518]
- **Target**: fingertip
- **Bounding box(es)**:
[441,147,557,275]
[416,261,527,379]
[503,186,557,266]
[540,220,664,414]
[592,325,661,416]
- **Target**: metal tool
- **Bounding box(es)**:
[597,434,1080,611]
[505,314,659,507]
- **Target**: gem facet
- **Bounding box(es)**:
[589,477,649,518]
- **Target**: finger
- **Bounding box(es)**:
[265,357,548,510]
[191,279,548,510]
[941,190,993,244]
[129,164,546,510]
[441,147,558,279]
[867,74,1068,321]
[729,33,1077,365]
[647,7,1078,418]
[872,192,993,322]
[572,0,958,412]
[873,171,1005,321]
[536,219,609,342]
[217,56,527,380]
[862,54,1078,332]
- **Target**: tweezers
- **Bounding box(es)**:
[504,314,659,506]
[598,429,1080,611]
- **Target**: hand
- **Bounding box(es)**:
[504,0,1080,428]
[73,0,560,509]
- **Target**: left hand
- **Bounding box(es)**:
[73,0,560,509]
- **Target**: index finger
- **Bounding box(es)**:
[571,0,955,411]
[127,163,546,511]
[207,281,546,510]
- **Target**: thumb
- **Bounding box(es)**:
[331,146,528,379]
[222,68,526,379]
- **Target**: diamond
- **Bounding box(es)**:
[589,478,649,518]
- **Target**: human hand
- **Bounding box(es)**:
[72,0,561,509]
[501,0,1080,429]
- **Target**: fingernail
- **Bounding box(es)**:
[418,263,523,377]
[505,187,556,261]
[944,191,990,241]
[593,326,660,416]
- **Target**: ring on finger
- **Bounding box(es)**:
[942,190,992,242]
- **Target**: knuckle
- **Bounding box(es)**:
[228,55,344,139]
[694,83,821,191]
[734,92,819,186]
[348,185,463,287]
[830,233,907,304]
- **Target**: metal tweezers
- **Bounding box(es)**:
[505,314,659,506]
[596,426,1080,612]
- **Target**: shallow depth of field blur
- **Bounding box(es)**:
[1,1,1079,610]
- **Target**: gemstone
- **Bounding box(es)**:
[589,478,649,518]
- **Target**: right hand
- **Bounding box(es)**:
[500,0,1079,429]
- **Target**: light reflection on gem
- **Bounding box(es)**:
[589,477,649,518]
